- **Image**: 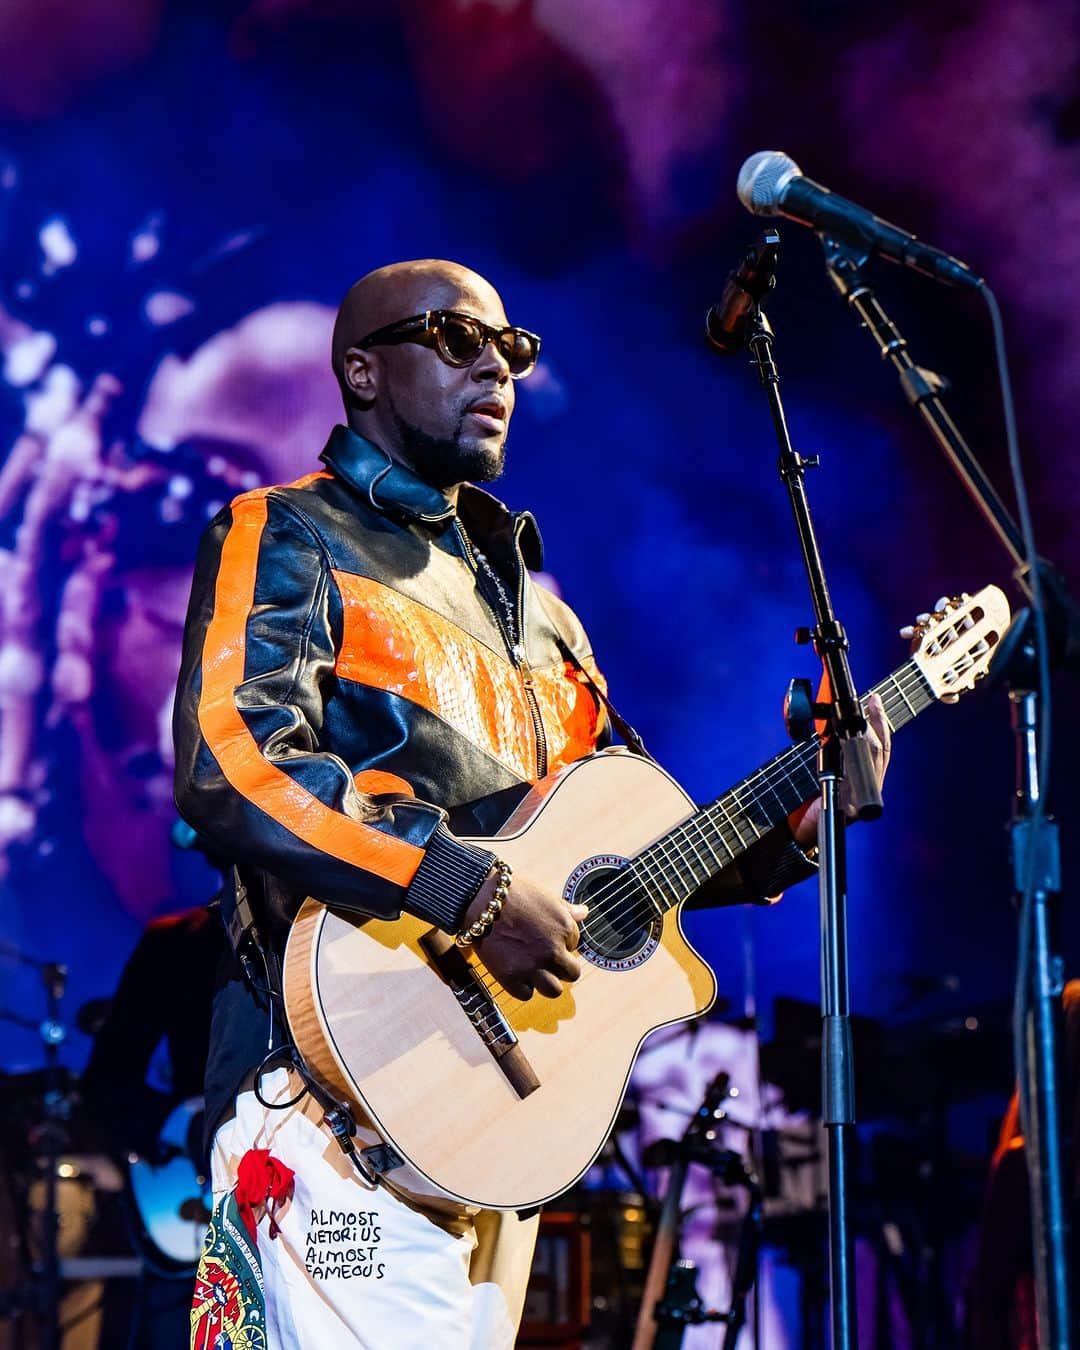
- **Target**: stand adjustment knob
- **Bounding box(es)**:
[784,678,816,742]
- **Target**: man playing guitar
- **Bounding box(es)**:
[174,258,889,1348]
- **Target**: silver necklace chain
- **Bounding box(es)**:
[459,522,519,645]
[472,546,519,646]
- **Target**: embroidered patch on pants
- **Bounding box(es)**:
[190,1190,267,1349]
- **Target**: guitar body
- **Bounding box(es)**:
[283,750,716,1212]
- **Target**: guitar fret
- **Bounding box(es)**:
[718,797,751,846]
[891,675,916,719]
[622,649,960,917]
[677,824,710,879]
[689,817,724,867]
[633,850,691,904]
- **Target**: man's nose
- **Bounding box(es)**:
[471,340,510,382]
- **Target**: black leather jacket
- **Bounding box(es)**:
[173,424,619,938]
[173,425,812,1130]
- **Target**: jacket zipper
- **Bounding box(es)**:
[512,523,548,779]
[455,518,548,779]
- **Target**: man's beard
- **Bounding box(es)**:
[389,401,505,490]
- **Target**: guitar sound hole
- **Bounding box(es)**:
[567,860,662,972]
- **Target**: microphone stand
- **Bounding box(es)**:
[820,236,1075,1349]
[731,288,883,1350]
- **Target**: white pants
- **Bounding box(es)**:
[209,1069,539,1349]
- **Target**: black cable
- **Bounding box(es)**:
[253,1046,308,1111]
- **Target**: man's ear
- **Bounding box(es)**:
[343,347,378,405]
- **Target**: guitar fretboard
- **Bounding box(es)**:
[625,660,936,910]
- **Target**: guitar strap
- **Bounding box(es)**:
[548,627,654,763]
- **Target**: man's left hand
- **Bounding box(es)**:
[787,692,892,849]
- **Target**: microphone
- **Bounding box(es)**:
[737,151,982,291]
[706,228,781,355]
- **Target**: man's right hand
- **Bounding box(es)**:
[461,870,586,1000]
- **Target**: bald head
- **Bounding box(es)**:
[330,259,522,496]
[331,259,508,397]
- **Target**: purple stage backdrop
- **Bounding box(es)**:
[0,1,1078,1342]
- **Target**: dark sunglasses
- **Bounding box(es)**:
[357,309,542,379]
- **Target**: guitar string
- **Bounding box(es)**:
[590,683,890,924]
[590,616,993,933]
[587,676,932,937]
[574,667,935,938]
[473,664,934,1012]
[475,653,964,1013]
[587,734,834,933]
[598,744,814,932]
[584,669,933,936]
[610,662,935,910]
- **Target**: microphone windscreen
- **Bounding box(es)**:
[737,151,801,213]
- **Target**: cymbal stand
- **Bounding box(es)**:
[821,235,1075,1348]
[737,282,882,1350]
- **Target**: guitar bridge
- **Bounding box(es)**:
[418,930,540,1100]
[450,980,518,1055]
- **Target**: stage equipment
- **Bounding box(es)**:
[281,589,1003,1214]
[631,1073,763,1350]
[736,151,981,290]
[814,233,1076,1350]
[126,1097,211,1272]
[0,941,73,1350]
[705,230,780,356]
[708,227,885,1350]
[519,1209,593,1347]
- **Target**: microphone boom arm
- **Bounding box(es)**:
[821,236,1024,569]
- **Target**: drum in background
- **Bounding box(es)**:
[519,1192,650,1350]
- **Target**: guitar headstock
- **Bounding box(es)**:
[910,585,1011,700]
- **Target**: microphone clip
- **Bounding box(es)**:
[705,228,781,357]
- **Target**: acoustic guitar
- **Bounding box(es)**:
[283,587,1008,1211]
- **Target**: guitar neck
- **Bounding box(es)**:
[627,659,937,909]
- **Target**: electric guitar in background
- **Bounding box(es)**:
[283,587,1009,1212]
[126,1097,211,1271]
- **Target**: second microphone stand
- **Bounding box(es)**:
[820,235,1074,1348]
[739,303,883,1350]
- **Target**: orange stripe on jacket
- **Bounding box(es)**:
[332,571,603,780]
[197,482,425,889]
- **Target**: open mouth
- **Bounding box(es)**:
[465,400,506,432]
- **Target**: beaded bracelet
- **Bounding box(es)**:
[455,859,513,947]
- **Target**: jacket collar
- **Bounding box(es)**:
[320,424,454,524]
[320,424,543,569]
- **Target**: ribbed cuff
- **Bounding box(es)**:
[405,826,497,932]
